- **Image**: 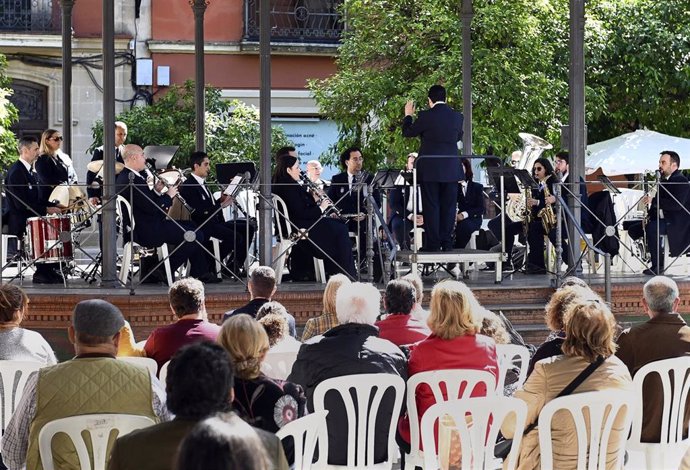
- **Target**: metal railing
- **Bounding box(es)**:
[0,0,59,33]
[244,0,343,44]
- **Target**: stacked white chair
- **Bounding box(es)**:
[276,410,329,470]
[495,344,530,395]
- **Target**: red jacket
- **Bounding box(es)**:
[398,333,498,444]
[375,314,430,347]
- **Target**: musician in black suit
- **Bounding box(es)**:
[115,144,218,283]
[525,158,558,274]
[179,151,255,276]
[34,129,70,204]
[628,151,690,275]
[454,158,485,249]
[402,84,464,251]
[86,121,127,204]
[553,151,587,267]
[4,136,64,283]
[273,154,356,278]
[388,153,424,251]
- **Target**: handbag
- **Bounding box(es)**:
[494,355,605,459]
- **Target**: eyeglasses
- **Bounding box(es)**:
[349,157,364,162]
[51,136,63,142]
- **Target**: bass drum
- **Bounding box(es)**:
[26,216,74,262]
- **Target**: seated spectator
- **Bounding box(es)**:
[1,299,170,470]
[217,314,305,463]
[0,284,57,365]
[502,297,633,470]
[144,278,221,370]
[527,285,596,377]
[402,272,429,322]
[176,413,271,470]
[257,303,301,354]
[222,266,296,336]
[288,282,407,465]
[107,342,288,470]
[375,279,430,346]
[397,280,498,452]
[616,275,690,443]
[301,273,350,341]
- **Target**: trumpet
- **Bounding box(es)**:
[299,171,346,222]
[145,163,195,215]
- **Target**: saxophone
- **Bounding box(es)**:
[537,174,557,233]
[505,133,553,222]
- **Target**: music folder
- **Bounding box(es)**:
[143,145,179,169]
[216,162,257,185]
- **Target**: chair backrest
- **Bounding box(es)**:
[158,360,170,384]
[629,356,690,446]
[421,396,528,470]
[495,344,530,394]
[537,390,636,470]
[0,360,42,432]
[312,373,405,468]
[116,357,157,376]
[38,413,156,470]
[407,369,497,455]
[261,350,299,381]
[115,195,134,240]
[276,410,329,470]
[272,194,292,242]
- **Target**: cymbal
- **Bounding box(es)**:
[87,160,125,174]
[48,185,70,207]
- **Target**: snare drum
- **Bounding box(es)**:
[26,216,74,262]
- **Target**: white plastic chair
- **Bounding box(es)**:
[158,360,170,384]
[495,344,530,395]
[116,195,173,286]
[38,413,156,470]
[312,373,405,469]
[420,396,528,470]
[405,369,498,470]
[537,390,635,470]
[626,356,690,470]
[0,360,42,432]
[276,410,329,470]
[261,350,299,381]
[116,356,157,376]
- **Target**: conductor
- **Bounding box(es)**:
[402,84,464,252]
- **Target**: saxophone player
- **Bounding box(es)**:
[525,158,558,274]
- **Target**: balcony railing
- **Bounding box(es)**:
[245,0,343,44]
[0,0,59,33]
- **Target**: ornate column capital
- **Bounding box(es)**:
[189,0,210,13]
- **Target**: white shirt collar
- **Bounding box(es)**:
[191,173,206,186]
[19,158,33,172]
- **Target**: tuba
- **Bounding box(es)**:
[505,133,553,222]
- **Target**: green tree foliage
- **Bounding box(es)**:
[91,80,292,172]
[310,0,690,169]
[0,54,19,170]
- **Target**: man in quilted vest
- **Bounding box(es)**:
[1,299,171,470]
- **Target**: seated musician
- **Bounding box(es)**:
[35,129,71,203]
[454,158,485,249]
[272,154,356,278]
[388,153,423,250]
[115,144,219,284]
[86,120,127,205]
[627,151,690,275]
[306,159,330,192]
[525,157,559,274]
[179,151,255,277]
[4,137,64,284]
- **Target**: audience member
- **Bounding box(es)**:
[375,279,430,346]
[402,272,429,322]
[107,341,288,470]
[223,266,296,337]
[616,275,690,443]
[288,282,407,465]
[143,278,220,370]
[256,303,301,354]
[1,300,170,470]
[218,314,306,463]
[502,297,633,470]
[397,280,498,452]
[176,413,271,470]
[0,284,56,365]
[526,285,596,377]
[301,274,350,341]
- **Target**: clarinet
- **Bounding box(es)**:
[299,171,347,222]
[145,163,195,215]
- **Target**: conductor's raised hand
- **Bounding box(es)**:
[405,101,416,117]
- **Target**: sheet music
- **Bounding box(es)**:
[223,175,244,196]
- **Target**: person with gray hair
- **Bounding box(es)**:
[375,279,430,346]
[288,282,407,466]
[1,299,171,470]
[616,275,690,443]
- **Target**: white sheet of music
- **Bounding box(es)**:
[223,175,243,196]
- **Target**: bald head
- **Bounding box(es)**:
[122,144,146,171]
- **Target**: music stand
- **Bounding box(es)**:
[371,169,401,189]
[597,175,622,195]
[514,169,539,190]
[487,167,521,194]
[144,145,179,169]
[216,162,257,185]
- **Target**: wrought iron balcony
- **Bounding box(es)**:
[245,0,343,44]
[0,0,59,33]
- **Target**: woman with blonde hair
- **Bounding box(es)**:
[35,129,74,201]
[301,273,350,341]
[217,314,305,463]
[397,280,498,451]
[0,284,56,365]
[502,298,633,470]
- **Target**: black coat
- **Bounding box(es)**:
[326,172,379,216]
[86,146,124,199]
[288,323,407,466]
[178,174,224,226]
[648,169,690,256]
[402,103,464,182]
[3,160,50,236]
[34,153,69,203]
[457,180,485,219]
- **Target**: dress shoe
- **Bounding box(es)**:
[198,272,222,284]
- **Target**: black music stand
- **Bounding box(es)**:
[216,162,257,185]
[371,169,401,189]
[487,167,521,194]
[144,145,179,169]
[597,175,622,195]
[514,169,539,191]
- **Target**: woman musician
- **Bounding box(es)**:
[525,157,560,274]
[272,154,356,278]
